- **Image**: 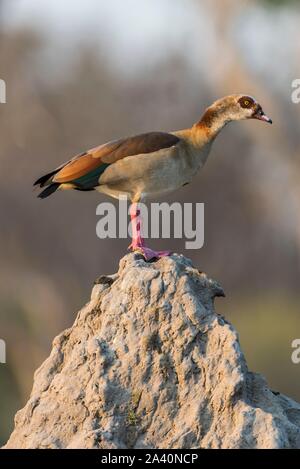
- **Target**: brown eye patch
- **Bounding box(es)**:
[238,96,255,109]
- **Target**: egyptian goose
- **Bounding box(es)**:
[34,94,272,260]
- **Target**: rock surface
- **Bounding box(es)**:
[4,253,300,449]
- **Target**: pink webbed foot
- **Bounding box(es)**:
[128,244,172,261]
[128,201,171,260]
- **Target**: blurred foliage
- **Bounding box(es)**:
[224,296,300,402]
[263,0,298,6]
[0,367,21,442]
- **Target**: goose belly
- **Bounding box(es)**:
[98,145,209,200]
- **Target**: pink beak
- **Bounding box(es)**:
[252,107,272,124]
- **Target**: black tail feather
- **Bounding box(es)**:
[34,169,60,187]
[74,186,95,192]
[38,183,60,199]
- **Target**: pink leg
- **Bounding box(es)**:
[128,202,171,261]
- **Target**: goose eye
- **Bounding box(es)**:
[238,96,254,109]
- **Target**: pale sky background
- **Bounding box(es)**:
[2,0,300,89]
[3,0,202,74]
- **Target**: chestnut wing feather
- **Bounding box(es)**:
[34,132,180,198]
[53,132,180,184]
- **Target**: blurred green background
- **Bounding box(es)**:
[0,0,300,445]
